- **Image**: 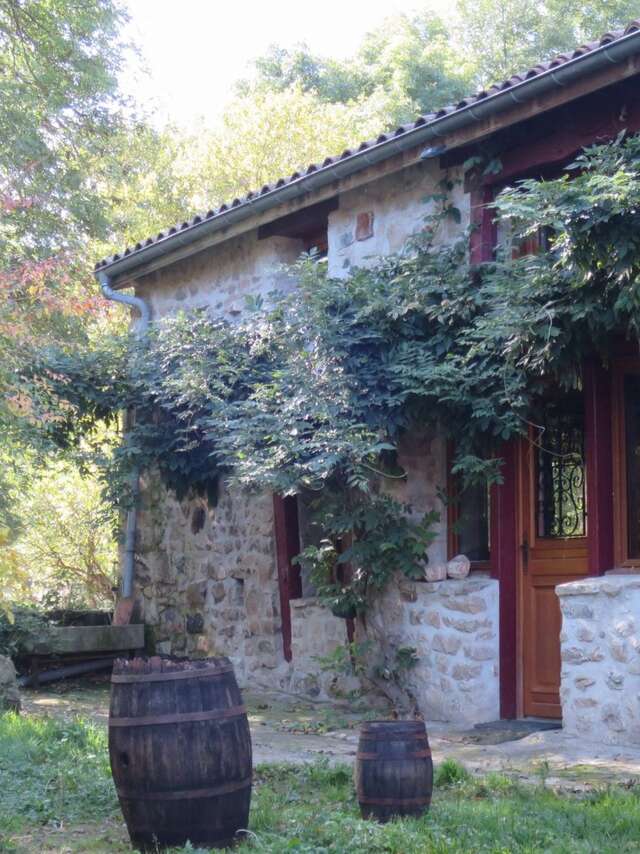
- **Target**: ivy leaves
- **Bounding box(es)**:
[28,133,640,611]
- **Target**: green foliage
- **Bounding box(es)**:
[455,0,640,84]
[245,3,640,123]
[0,606,50,661]
[181,86,393,210]
[9,459,118,610]
[26,134,640,617]
[435,757,472,788]
[242,11,471,124]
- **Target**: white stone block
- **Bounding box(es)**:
[558,575,640,746]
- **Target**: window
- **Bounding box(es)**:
[447,446,491,568]
[535,390,587,539]
[296,490,324,597]
[301,228,328,260]
[455,482,491,562]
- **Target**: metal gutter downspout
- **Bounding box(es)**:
[98,271,150,599]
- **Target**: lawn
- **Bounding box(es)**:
[1,713,640,853]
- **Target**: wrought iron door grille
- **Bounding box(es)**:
[536,397,587,539]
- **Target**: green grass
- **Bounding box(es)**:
[2,714,640,853]
[237,762,640,854]
[0,712,118,840]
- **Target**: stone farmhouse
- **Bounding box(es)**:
[96,22,640,744]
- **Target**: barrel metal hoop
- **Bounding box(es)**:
[109,704,246,727]
[356,749,432,760]
[111,665,233,684]
[117,776,252,801]
[358,794,431,806]
[359,732,429,742]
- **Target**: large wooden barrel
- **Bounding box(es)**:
[108,656,252,850]
[355,720,433,822]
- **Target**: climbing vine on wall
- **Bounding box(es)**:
[25,132,640,618]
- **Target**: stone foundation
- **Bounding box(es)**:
[368,576,500,724]
[558,574,640,745]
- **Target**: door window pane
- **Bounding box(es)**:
[624,374,640,559]
[536,391,587,538]
[457,482,490,562]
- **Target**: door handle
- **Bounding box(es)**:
[520,536,529,574]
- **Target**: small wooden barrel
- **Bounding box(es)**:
[109,656,252,850]
[355,720,433,822]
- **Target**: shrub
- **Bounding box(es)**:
[435,757,471,788]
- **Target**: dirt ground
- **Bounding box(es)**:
[20,675,640,789]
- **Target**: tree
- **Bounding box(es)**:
[242,11,471,123]
[9,460,118,609]
[454,0,640,85]
[0,0,129,424]
[180,86,394,210]
[245,2,640,121]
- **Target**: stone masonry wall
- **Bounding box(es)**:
[368,576,500,724]
[136,232,303,321]
[558,574,640,746]
[289,598,355,699]
[135,473,282,686]
[328,160,468,278]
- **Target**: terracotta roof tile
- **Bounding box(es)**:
[95,21,640,272]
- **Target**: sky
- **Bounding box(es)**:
[121,0,449,128]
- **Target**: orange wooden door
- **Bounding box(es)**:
[518,391,589,718]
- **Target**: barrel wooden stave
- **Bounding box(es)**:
[355,720,433,823]
[109,657,251,850]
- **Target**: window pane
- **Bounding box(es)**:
[296,491,323,597]
[536,391,586,538]
[457,482,490,562]
[624,374,640,559]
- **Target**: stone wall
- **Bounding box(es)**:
[328,160,468,278]
[558,574,640,745]
[289,598,355,699]
[368,576,500,724]
[135,474,283,685]
[136,232,303,321]
[383,429,448,568]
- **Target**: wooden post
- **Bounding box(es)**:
[583,359,614,575]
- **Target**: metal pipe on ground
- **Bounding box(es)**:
[18,657,117,688]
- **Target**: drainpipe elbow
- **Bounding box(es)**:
[97,271,151,334]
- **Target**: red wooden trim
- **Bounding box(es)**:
[345,617,355,644]
[483,84,640,186]
[272,494,302,662]
[469,186,496,265]
[583,360,614,575]
[490,441,518,719]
